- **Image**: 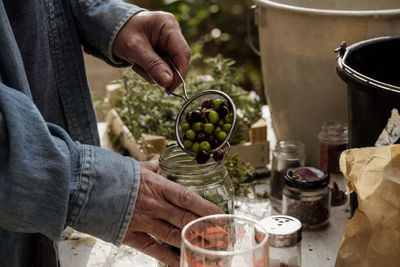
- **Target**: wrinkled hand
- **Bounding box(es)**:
[113,11,191,92]
[123,161,223,267]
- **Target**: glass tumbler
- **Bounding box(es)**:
[181,214,269,267]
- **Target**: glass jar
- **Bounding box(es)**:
[318,121,348,173]
[159,145,234,214]
[261,215,302,267]
[282,167,330,229]
[270,140,306,212]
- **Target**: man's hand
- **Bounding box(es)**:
[123,161,223,267]
[113,11,191,92]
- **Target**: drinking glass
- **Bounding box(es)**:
[181,214,269,267]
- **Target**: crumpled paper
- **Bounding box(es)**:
[335,145,400,267]
[375,109,400,146]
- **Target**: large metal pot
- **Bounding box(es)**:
[254,0,400,165]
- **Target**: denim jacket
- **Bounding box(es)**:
[0,0,144,266]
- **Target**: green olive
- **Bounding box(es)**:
[208,111,219,124]
[184,140,193,149]
[223,123,232,132]
[204,123,214,135]
[186,129,196,141]
[217,131,227,142]
[224,113,233,123]
[182,122,190,132]
[192,122,203,132]
[191,142,200,152]
[199,141,211,151]
[213,98,223,110]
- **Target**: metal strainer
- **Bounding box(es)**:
[166,58,237,157]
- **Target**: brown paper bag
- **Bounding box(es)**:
[335,145,400,267]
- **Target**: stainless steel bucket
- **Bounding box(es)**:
[254,0,400,165]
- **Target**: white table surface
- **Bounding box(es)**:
[59,110,350,267]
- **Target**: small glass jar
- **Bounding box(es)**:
[261,215,302,267]
[318,121,348,173]
[270,140,306,212]
[159,145,234,214]
[282,167,330,229]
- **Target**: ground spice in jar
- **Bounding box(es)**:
[282,167,331,229]
[286,200,329,228]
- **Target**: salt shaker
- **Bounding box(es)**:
[270,140,306,211]
[261,215,302,267]
[318,121,348,173]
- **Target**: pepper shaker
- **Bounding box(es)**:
[261,215,302,267]
[270,140,306,212]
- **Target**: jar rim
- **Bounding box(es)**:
[159,145,224,175]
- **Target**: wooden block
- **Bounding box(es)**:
[249,119,267,143]
[229,141,270,168]
[141,133,166,154]
[104,83,123,105]
[106,109,147,161]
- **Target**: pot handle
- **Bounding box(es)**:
[334,41,347,57]
[247,4,260,56]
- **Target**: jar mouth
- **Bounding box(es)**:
[319,121,348,143]
[159,145,223,175]
[274,140,305,158]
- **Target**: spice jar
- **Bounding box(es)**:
[270,140,306,212]
[282,167,330,229]
[159,145,234,214]
[261,215,302,267]
[318,121,348,173]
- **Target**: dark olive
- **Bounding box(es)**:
[219,101,231,117]
[191,110,202,122]
[201,99,214,109]
[213,149,224,161]
[196,132,207,142]
[210,139,219,149]
[196,150,210,164]
[186,111,193,124]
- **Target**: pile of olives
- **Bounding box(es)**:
[181,98,233,164]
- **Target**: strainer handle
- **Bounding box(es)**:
[166,57,189,102]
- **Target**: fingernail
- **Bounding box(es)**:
[160,71,172,87]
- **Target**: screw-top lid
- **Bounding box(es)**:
[284,167,330,189]
[260,215,302,248]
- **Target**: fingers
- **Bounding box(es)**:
[112,11,190,91]
[155,200,199,229]
[129,38,174,88]
[139,157,159,173]
[133,216,182,248]
[162,180,224,217]
[132,64,155,84]
[123,232,180,267]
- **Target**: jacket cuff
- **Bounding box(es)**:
[67,145,140,245]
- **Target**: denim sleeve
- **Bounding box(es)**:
[70,0,145,65]
[0,83,140,245]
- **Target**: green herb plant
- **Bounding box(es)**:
[111,55,262,146]
[224,153,268,198]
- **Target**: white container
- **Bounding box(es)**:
[254,0,400,165]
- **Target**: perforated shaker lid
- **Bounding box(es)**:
[260,215,302,248]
